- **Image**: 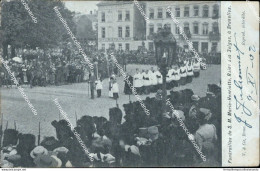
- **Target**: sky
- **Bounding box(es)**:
[64,1,99,15]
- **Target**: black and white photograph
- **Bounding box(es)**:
[0,0,222,168]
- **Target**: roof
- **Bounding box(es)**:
[97,1,133,6]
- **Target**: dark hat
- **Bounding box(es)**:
[30,146,48,159]
[40,136,60,151]
[109,107,123,124]
[3,129,19,147]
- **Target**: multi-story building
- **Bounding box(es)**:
[97,1,146,51]
[97,1,220,53]
[145,1,221,53]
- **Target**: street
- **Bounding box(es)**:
[0,64,220,139]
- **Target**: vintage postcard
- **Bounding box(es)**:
[0,0,258,168]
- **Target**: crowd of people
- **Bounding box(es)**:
[1,83,221,167]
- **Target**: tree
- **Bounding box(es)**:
[1,0,76,58]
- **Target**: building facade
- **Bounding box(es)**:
[145,1,221,53]
[97,1,221,53]
[97,1,146,51]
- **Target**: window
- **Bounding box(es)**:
[158,8,163,18]
[126,43,130,51]
[118,27,122,37]
[184,23,190,33]
[157,23,162,32]
[149,24,154,34]
[193,22,199,34]
[118,11,122,21]
[125,26,130,37]
[102,44,105,50]
[101,27,105,38]
[212,22,219,33]
[201,42,208,53]
[203,5,209,17]
[211,42,218,52]
[166,8,171,18]
[166,23,171,33]
[118,43,122,50]
[149,8,154,19]
[175,7,180,17]
[213,4,219,18]
[175,25,180,34]
[184,6,190,17]
[202,23,208,35]
[125,11,130,21]
[149,42,154,51]
[192,42,199,51]
[194,6,199,16]
[101,12,105,22]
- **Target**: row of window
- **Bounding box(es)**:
[150,4,219,19]
[102,43,130,51]
[101,26,131,38]
[101,42,218,52]
[149,22,219,35]
[101,10,130,22]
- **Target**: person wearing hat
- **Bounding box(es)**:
[195,109,218,154]
[189,95,200,119]
[34,154,62,168]
[30,146,48,159]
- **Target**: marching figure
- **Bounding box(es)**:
[89,71,96,99]
[186,60,194,83]
[142,70,151,94]
[154,68,162,91]
[166,66,173,90]
[111,78,119,100]
[179,62,187,85]
[95,75,103,98]
[193,58,201,77]
[149,67,158,93]
[109,75,115,98]
[133,69,143,95]
[124,73,133,95]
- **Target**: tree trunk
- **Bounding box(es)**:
[3,42,8,59]
[11,45,15,58]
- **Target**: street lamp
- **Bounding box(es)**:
[153,24,177,115]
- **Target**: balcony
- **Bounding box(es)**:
[209,31,220,41]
